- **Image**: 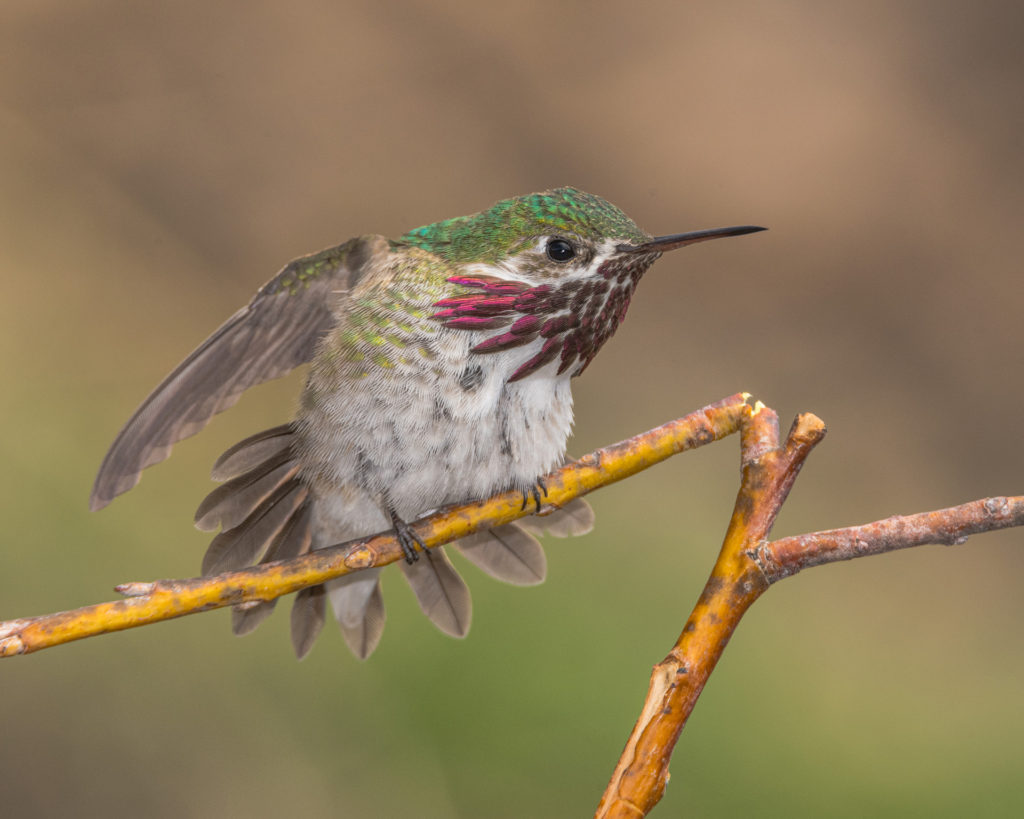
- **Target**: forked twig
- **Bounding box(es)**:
[2,393,1019,819]
[595,407,1023,818]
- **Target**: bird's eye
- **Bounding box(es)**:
[546,238,576,262]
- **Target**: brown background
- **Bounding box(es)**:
[1,2,1022,816]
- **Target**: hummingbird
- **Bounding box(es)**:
[90,187,764,659]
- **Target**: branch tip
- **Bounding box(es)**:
[741,392,762,413]
[740,405,780,465]
[787,412,827,449]
[0,635,25,656]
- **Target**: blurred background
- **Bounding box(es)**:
[1,1,1022,816]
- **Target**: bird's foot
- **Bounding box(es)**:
[389,510,427,564]
[520,476,549,513]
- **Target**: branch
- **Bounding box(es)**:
[755,496,1024,581]
[595,407,825,817]
[5,393,1020,819]
[0,393,754,657]
[595,412,1024,818]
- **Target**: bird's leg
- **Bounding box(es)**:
[520,476,549,513]
[388,508,427,564]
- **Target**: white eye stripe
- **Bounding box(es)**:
[459,236,619,285]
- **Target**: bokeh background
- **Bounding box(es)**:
[2,2,1022,816]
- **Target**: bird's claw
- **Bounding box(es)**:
[520,477,549,513]
[390,510,427,564]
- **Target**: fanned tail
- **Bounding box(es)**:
[199,429,596,660]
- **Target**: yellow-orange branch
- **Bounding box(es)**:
[4,392,1020,819]
[0,393,753,658]
[595,409,827,817]
[595,414,1023,818]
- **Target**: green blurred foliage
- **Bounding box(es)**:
[1,1,1022,816]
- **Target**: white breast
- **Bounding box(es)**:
[298,327,575,536]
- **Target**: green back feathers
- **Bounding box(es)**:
[399,187,650,263]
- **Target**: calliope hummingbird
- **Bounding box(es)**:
[91,187,764,659]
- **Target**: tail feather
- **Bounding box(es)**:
[332,579,386,660]
[211,424,295,481]
[399,548,472,638]
[263,500,314,563]
[232,599,277,636]
[201,479,307,575]
[195,449,298,532]
[327,567,383,627]
[230,501,313,636]
[455,523,546,585]
[291,584,326,659]
[517,496,595,538]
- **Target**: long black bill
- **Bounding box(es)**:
[619,224,766,255]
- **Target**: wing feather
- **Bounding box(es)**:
[90,236,382,510]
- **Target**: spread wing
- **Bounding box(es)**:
[90,235,382,510]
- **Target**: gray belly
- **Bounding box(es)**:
[295,331,575,541]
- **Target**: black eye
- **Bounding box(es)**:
[546,238,576,262]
